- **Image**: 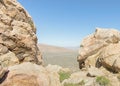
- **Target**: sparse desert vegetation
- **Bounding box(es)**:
[96,76,110,86]
[63,80,85,86]
[59,71,71,82]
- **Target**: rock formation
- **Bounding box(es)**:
[62,28,120,86]
[77,28,120,72]
[1,0,120,85]
[0,0,47,85]
[0,62,62,86]
[0,0,43,66]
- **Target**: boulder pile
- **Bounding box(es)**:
[77,28,120,73]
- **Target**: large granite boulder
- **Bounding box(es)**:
[0,62,62,86]
[0,0,43,66]
[77,28,120,72]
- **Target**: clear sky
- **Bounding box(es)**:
[18,0,120,47]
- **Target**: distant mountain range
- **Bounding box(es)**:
[66,46,79,50]
[38,44,78,53]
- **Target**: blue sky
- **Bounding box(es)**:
[18,0,120,47]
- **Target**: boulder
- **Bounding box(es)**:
[0,62,62,86]
[87,66,104,77]
[77,28,120,72]
[62,71,95,86]
[0,0,43,66]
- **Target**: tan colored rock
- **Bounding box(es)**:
[99,43,120,72]
[62,71,95,86]
[46,64,63,73]
[0,62,49,86]
[47,71,62,86]
[87,66,104,77]
[46,64,70,73]
[77,28,120,72]
[0,66,8,79]
[0,62,62,86]
[0,0,43,66]
[0,44,8,55]
[0,51,19,66]
[108,74,120,86]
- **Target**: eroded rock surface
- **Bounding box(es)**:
[0,62,62,86]
[0,0,43,66]
[0,0,45,85]
[77,28,120,72]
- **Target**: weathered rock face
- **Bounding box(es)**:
[77,28,120,72]
[0,62,62,86]
[0,0,43,66]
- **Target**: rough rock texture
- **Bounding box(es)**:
[0,62,62,86]
[46,64,70,73]
[62,66,112,86]
[0,65,8,79]
[0,0,43,66]
[0,0,46,85]
[87,66,104,77]
[62,71,95,86]
[77,28,120,72]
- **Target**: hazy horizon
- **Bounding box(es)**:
[18,0,120,47]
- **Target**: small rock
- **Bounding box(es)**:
[87,66,104,77]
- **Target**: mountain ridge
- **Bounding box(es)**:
[38,43,77,53]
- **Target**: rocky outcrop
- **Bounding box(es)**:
[77,28,120,72]
[62,69,120,86]
[0,62,62,86]
[62,71,95,86]
[0,0,43,66]
[0,0,46,85]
